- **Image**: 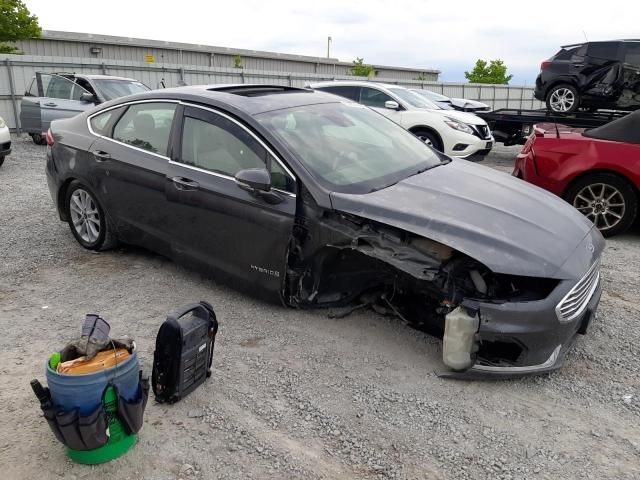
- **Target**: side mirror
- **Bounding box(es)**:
[235,168,271,192]
[80,92,98,104]
[384,100,400,110]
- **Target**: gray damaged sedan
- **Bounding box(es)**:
[44,85,604,377]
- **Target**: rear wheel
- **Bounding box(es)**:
[565,173,637,237]
[413,129,443,151]
[0,156,4,167]
[546,84,580,113]
[31,133,47,145]
[65,181,118,250]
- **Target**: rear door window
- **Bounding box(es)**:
[624,43,640,65]
[587,42,621,61]
[113,102,177,155]
[90,106,125,136]
[318,86,360,101]
[554,47,579,60]
[359,87,394,108]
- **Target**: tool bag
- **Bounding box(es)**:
[152,301,218,403]
[38,375,149,451]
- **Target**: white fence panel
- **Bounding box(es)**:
[1,54,544,130]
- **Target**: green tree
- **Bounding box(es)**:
[464,59,513,84]
[0,0,41,53]
[233,54,242,68]
[350,57,375,77]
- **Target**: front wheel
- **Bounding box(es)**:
[413,129,443,152]
[565,173,638,237]
[65,181,118,250]
[546,84,580,113]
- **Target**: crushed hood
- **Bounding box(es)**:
[330,159,599,279]
[449,98,490,111]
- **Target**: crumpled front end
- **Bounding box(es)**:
[284,189,604,378]
[440,226,604,378]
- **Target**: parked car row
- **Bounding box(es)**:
[44,84,603,377]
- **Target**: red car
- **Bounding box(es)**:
[513,111,640,236]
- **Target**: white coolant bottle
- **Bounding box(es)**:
[442,306,479,371]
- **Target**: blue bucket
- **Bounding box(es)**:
[46,351,140,415]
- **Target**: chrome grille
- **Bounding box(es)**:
[472,125,491,140]
[556,261,600,323]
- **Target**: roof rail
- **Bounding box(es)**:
[562,39,640,48]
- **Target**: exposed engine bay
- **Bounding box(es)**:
[282,189,559,374]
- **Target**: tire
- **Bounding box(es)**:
[564,173,638,237]
[413,129,443,151]
[65,181,118,250]
[0,156,4,167]
[31,133,47,145]
[546,84,580,113]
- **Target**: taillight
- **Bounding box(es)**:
[540,60,552,71]
[46,128,54,146]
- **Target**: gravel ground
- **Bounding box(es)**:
[0,138,639,480]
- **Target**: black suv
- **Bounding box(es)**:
[535,40,640,113]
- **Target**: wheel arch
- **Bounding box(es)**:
[408,125,444,150]
[562,168,639,201]
[57,177,77,221]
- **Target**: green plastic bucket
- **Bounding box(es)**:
[66,386,136,464]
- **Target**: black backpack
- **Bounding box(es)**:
[152,301,218,403]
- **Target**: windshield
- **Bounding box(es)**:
[388,88,438,109]
[93,79,150,101]
[411,90,455,109]
[257,102,443,194]
[416,89,449,101]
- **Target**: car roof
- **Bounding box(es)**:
[310,80,407,91]
[561,39,640,48]
[77,74,140,81]
[115,84,344,115]
[34,72,141,82]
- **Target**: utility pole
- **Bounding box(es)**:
[327,36,332,58]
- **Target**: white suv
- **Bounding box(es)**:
[310,81,494,159]
[0,116,10,167]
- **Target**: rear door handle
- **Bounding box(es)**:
[92,150,111,162]
[171,176,199,191]
[572,63,584,68]
[43,102,58,107]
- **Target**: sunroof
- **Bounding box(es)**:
[207,85,310,97]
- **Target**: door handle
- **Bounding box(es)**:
[43,102,58,107]
[572,64,584,68]
[92,150,111,162]
[171,176,199,191]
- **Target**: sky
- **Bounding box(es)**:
[24,0,640,85]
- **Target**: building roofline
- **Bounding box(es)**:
[39,30,440,74]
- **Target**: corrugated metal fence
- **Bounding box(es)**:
[1,55,543,131]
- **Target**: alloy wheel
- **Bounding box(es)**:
[573,183,626,232]
[69,189,101,243]
[549,88,575,112]
[418,135,433,146]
